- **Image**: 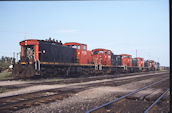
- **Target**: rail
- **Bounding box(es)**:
[86,77,169,113]
[144,88,170,113]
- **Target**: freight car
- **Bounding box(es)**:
[12,39,160,78]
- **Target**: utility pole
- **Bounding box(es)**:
[13,52,15,64]
[16,53,18,62]
[136,49,137,58]
[13,52,15,59]
[25,32,26,40]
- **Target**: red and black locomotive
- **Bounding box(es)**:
[12,39,160,78]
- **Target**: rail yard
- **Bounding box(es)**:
[0,1,170,113]
[0,70,169,113]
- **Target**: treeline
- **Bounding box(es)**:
[0,56,13,72]
[0,56,13,63]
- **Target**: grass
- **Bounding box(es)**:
[0,61,11,71]
[0,70,13,80]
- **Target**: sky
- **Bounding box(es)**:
[0,0,169,66]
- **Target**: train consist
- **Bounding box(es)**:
[12,39,160,78]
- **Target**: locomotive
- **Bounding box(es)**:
[12,39,160,78]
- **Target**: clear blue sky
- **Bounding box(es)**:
[0,1,169,66]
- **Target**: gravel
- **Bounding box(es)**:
[0,72,167,98]
[14,73,169,113]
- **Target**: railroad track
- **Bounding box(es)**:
[144,88,169,113]
[0,86,85,113]
[0,70,164,82]
[0,71,168,93]
[86,77,169,113]
[0,72,169,113]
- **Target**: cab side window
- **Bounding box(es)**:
[78,45,80,50]
[72,45,77,49]
[66,45,71,48]
[105,51,107,55]
[108,51,111,55]
[83,45,86,50]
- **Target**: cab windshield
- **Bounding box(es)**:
[122,56,128,58]
[71,45,77,49]
[93,50,104,55]
[23,45,35,60]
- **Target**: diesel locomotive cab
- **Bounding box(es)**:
[135,57,144,68]
[91,49,112,65]
[63,42,92,64]
[132,57,144,71]
[20,40,39,64]
[120,54,132,67]
[12,40,40,78]
[21,45,34,62]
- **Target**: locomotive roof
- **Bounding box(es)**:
[120,54,132,56]
[64,42,87,45]
[20,39,39,45]
[135,57,144,59]
[20,39,63,44]
[20,39,38,42]
[92,48,111,51]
